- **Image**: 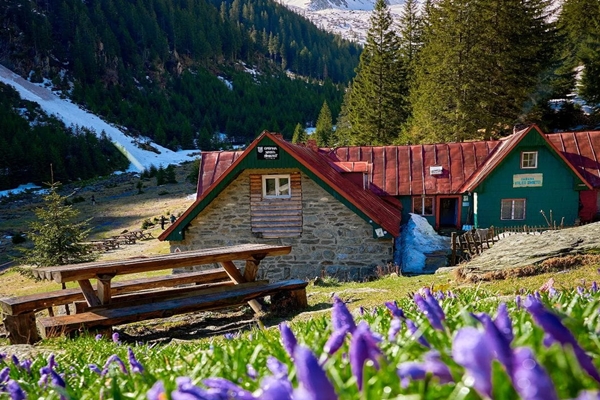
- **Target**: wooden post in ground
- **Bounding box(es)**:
[3,313,41,345]
[451,232,457,266]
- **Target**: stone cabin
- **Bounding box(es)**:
[159,131,402,282]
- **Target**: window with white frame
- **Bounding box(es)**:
[262,175,291,198]
[413,196,434,216]
[501,199,526,220]
[521,151,538,169]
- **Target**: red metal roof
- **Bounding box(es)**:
[197,150,244,196]
[327,140,501,195]
[546,130,600,188]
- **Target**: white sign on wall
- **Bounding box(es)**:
[513,173,543,188]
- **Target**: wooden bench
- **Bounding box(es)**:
[37,279,308,338]
[1,269,231,344]
[3,244,307,343]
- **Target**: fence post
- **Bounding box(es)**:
[451,232,457,266]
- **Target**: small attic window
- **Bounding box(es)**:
[521,151,538,169]
[262,175,291,198]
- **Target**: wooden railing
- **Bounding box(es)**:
[450,224,567,266]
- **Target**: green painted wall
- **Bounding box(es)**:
[399,197,435,226]
[473,130,583,227]
[399,195,474,228]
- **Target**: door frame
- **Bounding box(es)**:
[436,195,462,229]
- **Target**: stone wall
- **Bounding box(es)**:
[170,169,394,281]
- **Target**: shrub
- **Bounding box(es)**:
[11,233,26,244]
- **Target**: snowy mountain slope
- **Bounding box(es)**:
[279,0,407,42]
[0,64,198,173]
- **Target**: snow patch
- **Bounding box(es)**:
[397,214,451,274]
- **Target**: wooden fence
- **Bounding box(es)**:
[450,224,566,266]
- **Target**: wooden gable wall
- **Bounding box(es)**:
[249,172,303,238]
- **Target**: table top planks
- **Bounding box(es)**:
[29,244,292,283]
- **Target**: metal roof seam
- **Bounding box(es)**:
[586,131,600,179]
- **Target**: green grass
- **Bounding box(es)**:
[2,263,600,399]
[2,283,600,399]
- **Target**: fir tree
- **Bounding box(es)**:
[410,0,556,142]
[291,123,308,144]
[337,0,409,145]
[20,182,96,267]
[314,101,334,146]
[398,0,423,75]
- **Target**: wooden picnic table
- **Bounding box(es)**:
[129,229,154,240]
[4,244,308,342]
[30,244,292,308]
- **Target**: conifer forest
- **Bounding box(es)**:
[0,0,599,187]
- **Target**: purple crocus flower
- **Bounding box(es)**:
[516,295,522,310]
[202,377,254,399]
[266,356,288,379]
[423,288,446,324]
[171,377,214,400]
[592,282,598,293]
[0,366,9,383]
[259,375,293,400]
[7,380,26,400]
[397,351,453,388]
[406,319,430,348]
[578,286,586,296]
[246,364,258,380]
[388,318,402,342]
[414,293,444,331]
[385,301,405,319]
[349,321,383,391]
[147,380,166,400]
[51,370,66,389]
[512,347,558,400]
[89,364,102,375]
[452,327,493,398]
[95,334,103,341]
[525,295,600,383]
[112,332,120,343]
[223,333,236,340]
[494,303,514,344]
[279,322,298,359]
[128,348,144,374]
[574,391,600,400]
[11,355,19,368]
[332,296,356,333]
[481,314,513,375]
[102,354,128,376]
[358,306,365,316]
[322,297,358,359]
[293,345,337,400]
[434,290,445,301]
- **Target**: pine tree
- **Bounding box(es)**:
[291,123,307,144]
[398,0,423,75]
[20,182,96,267]
[409,0,556,142]
[314,101,334,146]
[337,0,409,145]
[559,0,600,103]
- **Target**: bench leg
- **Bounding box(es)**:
[270,288,308,313]
[3,313,41,345]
